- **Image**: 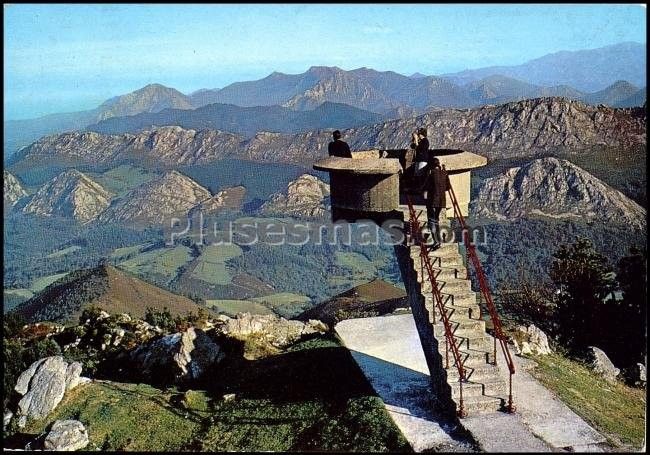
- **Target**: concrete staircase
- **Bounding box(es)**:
[402,206,508,415]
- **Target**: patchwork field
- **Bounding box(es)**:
[118,245,194,285]
[189,244,243,286]
[204,299,275,316]
[89,165,160,196]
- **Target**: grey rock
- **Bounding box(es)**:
[221,313,328,348]
[14,357,83,422]
[4,409,13,431]
[64,362,83,391]
[131,327,224,383]
[43,420,89,451]
[513,324,552,356]
[586,346,620,383]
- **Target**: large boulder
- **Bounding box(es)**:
[633,362,646,387]
[586,346,620,383]
[14,357,83,425]
[130,327,224,383]
[220,313,328,348]
[43,419,89,451]
[511,324,552,356]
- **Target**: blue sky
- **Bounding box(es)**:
[4,4,647,120]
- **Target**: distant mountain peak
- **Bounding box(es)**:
[22,169,114,223]
[474,157,646,229]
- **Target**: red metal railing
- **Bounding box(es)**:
[406,197,468,417]
[447,183,516,413]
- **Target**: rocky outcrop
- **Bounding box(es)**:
[130,327,224,383]
[3,170,28,209]
[97,170,211,225]
[13,357,84,425]
[473,157,646,229]
[511,324,552,356]
[260,174,330,218]
[43,420,89,451]
[586,346,620,383]
[22,169,114,223]
[220,313,328,348]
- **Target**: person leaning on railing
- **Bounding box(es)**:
[418,156,451,249]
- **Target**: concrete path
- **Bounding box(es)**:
[336,314,475,452]
[335,313,607,452]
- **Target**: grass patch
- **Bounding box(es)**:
[205,299,275,316]
[89,165,160,197]
[119,245,193,285]
[109,242,154,260]
[45,245,82,259]
[15,334,411,452]
[30,273,69,293]
[21,382,210,451]
[529,352,646,450]
[251,292,312,318]
[189,244,242,286]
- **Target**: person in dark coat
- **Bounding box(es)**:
[328,130,352,158]
[420,156,451,248]
[406,127,430,189]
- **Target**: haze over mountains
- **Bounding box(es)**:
[4,42,645,157]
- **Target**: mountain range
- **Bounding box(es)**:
[4,42,646,157]
[9,97,645,171]
[441,42,646,91]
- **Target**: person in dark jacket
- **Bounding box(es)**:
[328,130,352,158]
[407,127,430,189]
[420,156,450,248]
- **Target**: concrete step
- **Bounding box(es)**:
[414,264,467,281]
[438,343,495,367]
[441,292,477,306]
[444,303,482,320]
[441,333,493,352]
[456,395,504,414]
[433,319,486,333]
[421,278,472,294]
[449,377,507,400]
[445,362,501,382]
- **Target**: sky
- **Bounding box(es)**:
[3,4,647,120]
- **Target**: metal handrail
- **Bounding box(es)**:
[406,197,468,417]
[447,183,516,413]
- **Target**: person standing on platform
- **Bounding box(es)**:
[420,156,450,249]
[328,130,352,158]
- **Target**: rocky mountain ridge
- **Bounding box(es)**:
[10,98,646,168]
[473,157,647,229]
[22,169,114,223]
